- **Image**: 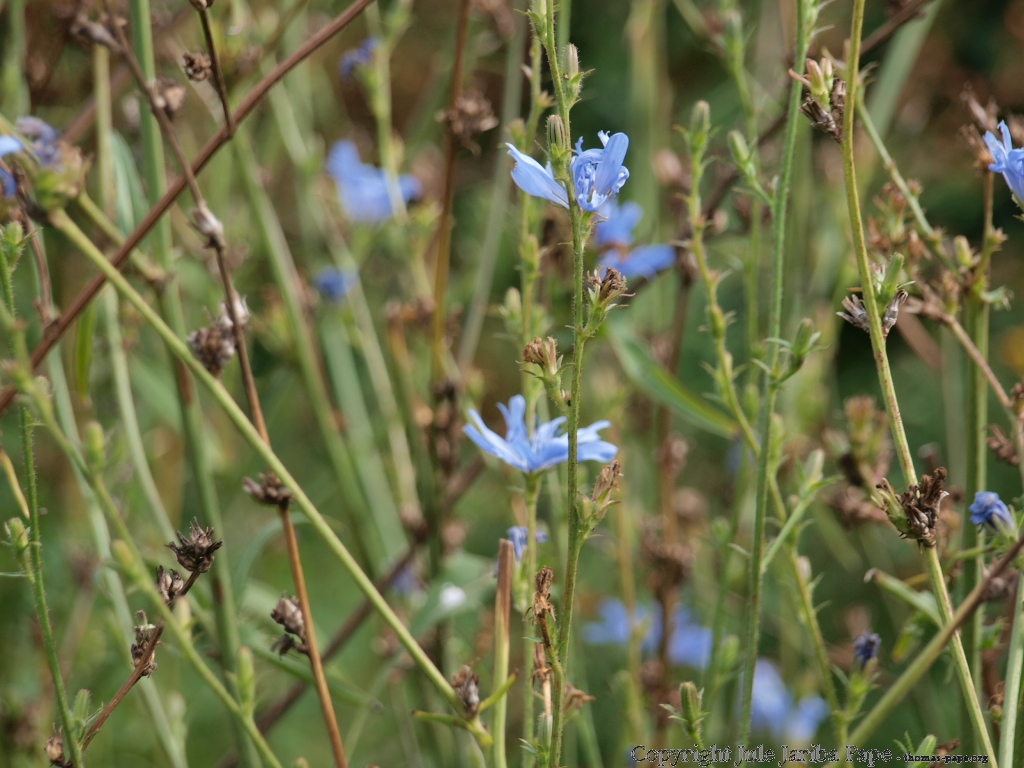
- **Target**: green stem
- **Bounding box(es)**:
[492,541,514,768]
[838,1,996,761]
[0,237,84,768]
[738,0,808,740]
[125,3,256,763]
[1002,576,1024,768]
[49,209,492,745]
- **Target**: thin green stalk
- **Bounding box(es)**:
[233,127,399,571]
[0,237,84,768]
[50,209,493,746]
[1,0,27,116]
[493,540,514,768]
[1002,579,1024,768]
[523,474,542,762]
[738,0,808,739]
[839,1,996,761]
[125,3,255,763]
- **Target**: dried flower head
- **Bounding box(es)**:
[187,322,236,376]
[70,12,120,51]
[242,472,293,507]
[45,730,69,767]
[131,612,160,677]
[271,595,306,640]
[452,665,481,716]
[838,294,870,334]
[438,90,499,153]
[563,682,596,714]
[183,51,213,82]
[154,78,187,120]
[193,201,226,251]
[882,289,908,337]
[166,519,223,574]
[155,565,186,605]
[986,424,1019,467]
[877,468,947,547]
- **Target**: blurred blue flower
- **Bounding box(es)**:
[0,135,23,197]
[326,140,421,223]
[507,526,549,563]
[984,121,1024,203]
[582,598,712,668]
[464,394,618,475]
[506,144,569,209]
[594,201,675,280]
[600,244,676,281]
[16,117,60,167]
[852,632,881,669]
[392,564,420,596]
[594,201,643,248]
[969,491,1014,532]
[750,660,829,744]
[571,131,629,212]
[316,267,357,303]
[339,38,378,78]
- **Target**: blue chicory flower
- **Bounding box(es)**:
[506,131,630,213]
[969,491,1014,532]
[326,140,421,223]
[339,38,378,78]
[507,526,549,563]
[316,267,358,303]
[16,117,60,167]
[392,564,421,596]
[572,131,630,212]
[599,244,676,281]
[506,144,570,209]
[984,121,1024,204]
[464,394,618,475]
[594,200,643,248]
[0,135,24,197]
[750,660,829,744]
[852,632,881,669]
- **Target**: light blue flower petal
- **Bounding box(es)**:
[594,200,643,247]
[0,136,23,158]
[604,244,676,280]
[0,169,15,198]
[750,660,792,738]
[507,144,569,208]
[594,132,629,197]
[784,696,829,744]
[463,412,529,472]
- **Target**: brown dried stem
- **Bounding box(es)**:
[196,7,234,133]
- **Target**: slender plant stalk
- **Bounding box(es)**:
[838,1,996,760]
[0,236,84,768]
[196,7,234,132]
[738,0,808,739]
[49,210,494,747]
[493,539,514,768]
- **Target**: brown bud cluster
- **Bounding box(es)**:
[986,425,1020,467]
[187,298,250,377]
[166,520,223,574]
[154,78,187,120]
[131,611,160,677]
[242,472,293,507]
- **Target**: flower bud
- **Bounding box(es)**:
[689,101,711,151]
[728,130,751,169]
[546,115,567,152]
[5,517,29,556]
[953,235,974,268]
[84,420,107,471]
[679,681,703,731]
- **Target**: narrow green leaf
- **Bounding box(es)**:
[607,327,737,438]
[74,303,97,398]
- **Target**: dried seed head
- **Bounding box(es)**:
[242,472,293,506]
[155,565,186,605]
[217,296,250,331]
[131,612,160,677]
[882,289,908,337]
[193,201,226,251]
[563,682,596,715]
[166,519,223,574]
[837,294,871,334]
[271,595,306,640]
[70,12,120,51]
[45,730,67,766]
[452,665,481,716]
[522,336,558,372]
[183,51,213,82]
[438,90,499,153]
[591,460,622,505]
[154,78,187,120]
[188,323,236,377]
[987,424,1020,467]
